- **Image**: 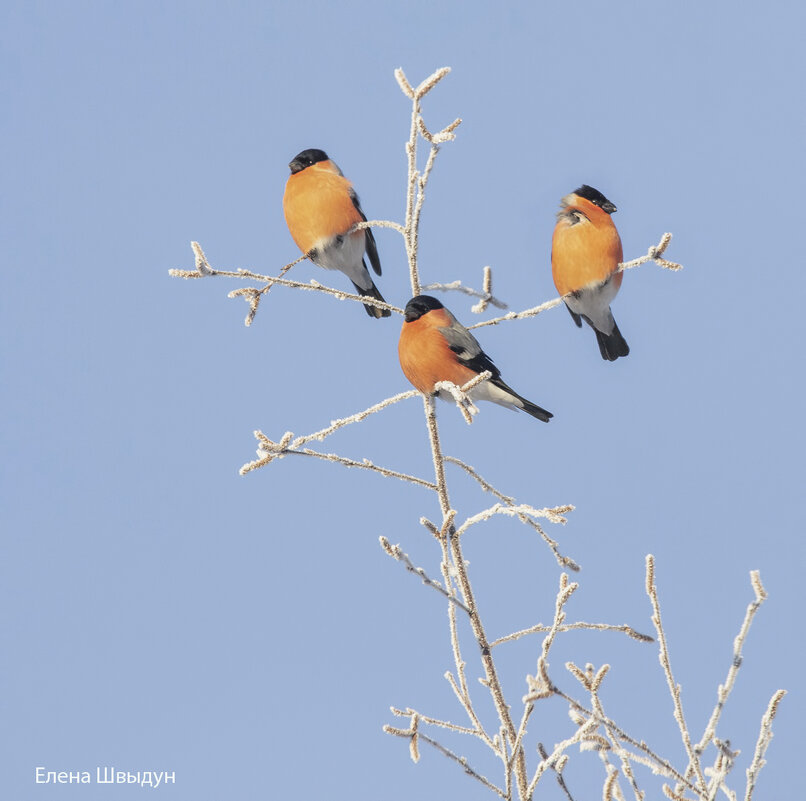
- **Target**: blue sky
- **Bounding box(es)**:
[2,1,803,798]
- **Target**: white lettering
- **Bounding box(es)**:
[38,765,174,786]
[97,766,115,783]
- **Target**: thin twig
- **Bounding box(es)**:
[454,500,578,573]
[423,396,451,513]
[537,743,576,801]
[744,690,786,801]
[704,739,739,801]
[423,393,530,798]
[444,455,578,569]
[433,511,499,758]
[389,706,478,736]
[492,621,654,648]
[469,234,681,330]
[422,265,508,312]
[554,684,697,791]
[646,555,708,796]
[444,671,497,752]
[444,456,516,504]
[238,390,430,486]
[588,676,645,801]
[396,66,460,295]
[433,371,491,424]
[524,575,578,703]
[513,577,577,787]
[351,218,407,236]
[690,572,768,771]
[228,274,402,317]
[456,502,571,538]
[426,402,498,754]
[473,266,496,313]
[526,716,599,798]
[379,537,470,613]
[240,443,436,488]
[170,236,405,324]
[289,390,419,448]
[384,723,507,798]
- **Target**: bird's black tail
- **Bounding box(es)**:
[595,320,630,361]
[494,378,553,422]
[351,278,391,318]
[518,397,554,422]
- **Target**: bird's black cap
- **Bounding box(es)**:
[289,148,329,174]
[404,295,444,322]
[573,184,617,214]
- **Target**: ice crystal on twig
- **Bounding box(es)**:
[744,689,785,801]
[379,536,470,613]
[422,265,508,312]
[433,370,492,424]
[469,233,680,330]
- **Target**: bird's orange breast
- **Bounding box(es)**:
[552,203,623,296]
[399,313,476,394]
[283,161,362,253]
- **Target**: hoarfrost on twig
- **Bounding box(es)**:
[744,689,786,801]
[379,537,470,613]
[646,555,708,797]
[469,233,681,330]
[422,265,507,312]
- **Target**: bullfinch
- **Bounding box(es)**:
[399,295,552,422]
[283,148,390,318]
[551,184,629,360]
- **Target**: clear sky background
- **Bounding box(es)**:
[2,1,803,798]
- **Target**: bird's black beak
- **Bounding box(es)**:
[289,159,303,174]
[602,200,617,214]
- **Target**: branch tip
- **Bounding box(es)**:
[415,66,451,98]
[394,67,414,98]
[750,570,767,602]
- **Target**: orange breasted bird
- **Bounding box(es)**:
[283,148,390,318]
[551,185,629,360]
[399,295,553,422]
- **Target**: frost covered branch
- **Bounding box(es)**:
[492,620,653,648]
[646,554,708,796]
[238,391,433,488]
[170,240,402,326]
[384,709,507,797]
[379,536,470,613]
[422,265,508,312]
[689,572,768,780]
[469,233,681,330]
[395,66,461,295]
[444,456,578,570]
[744,689,786,801]
[433,370,491,424]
